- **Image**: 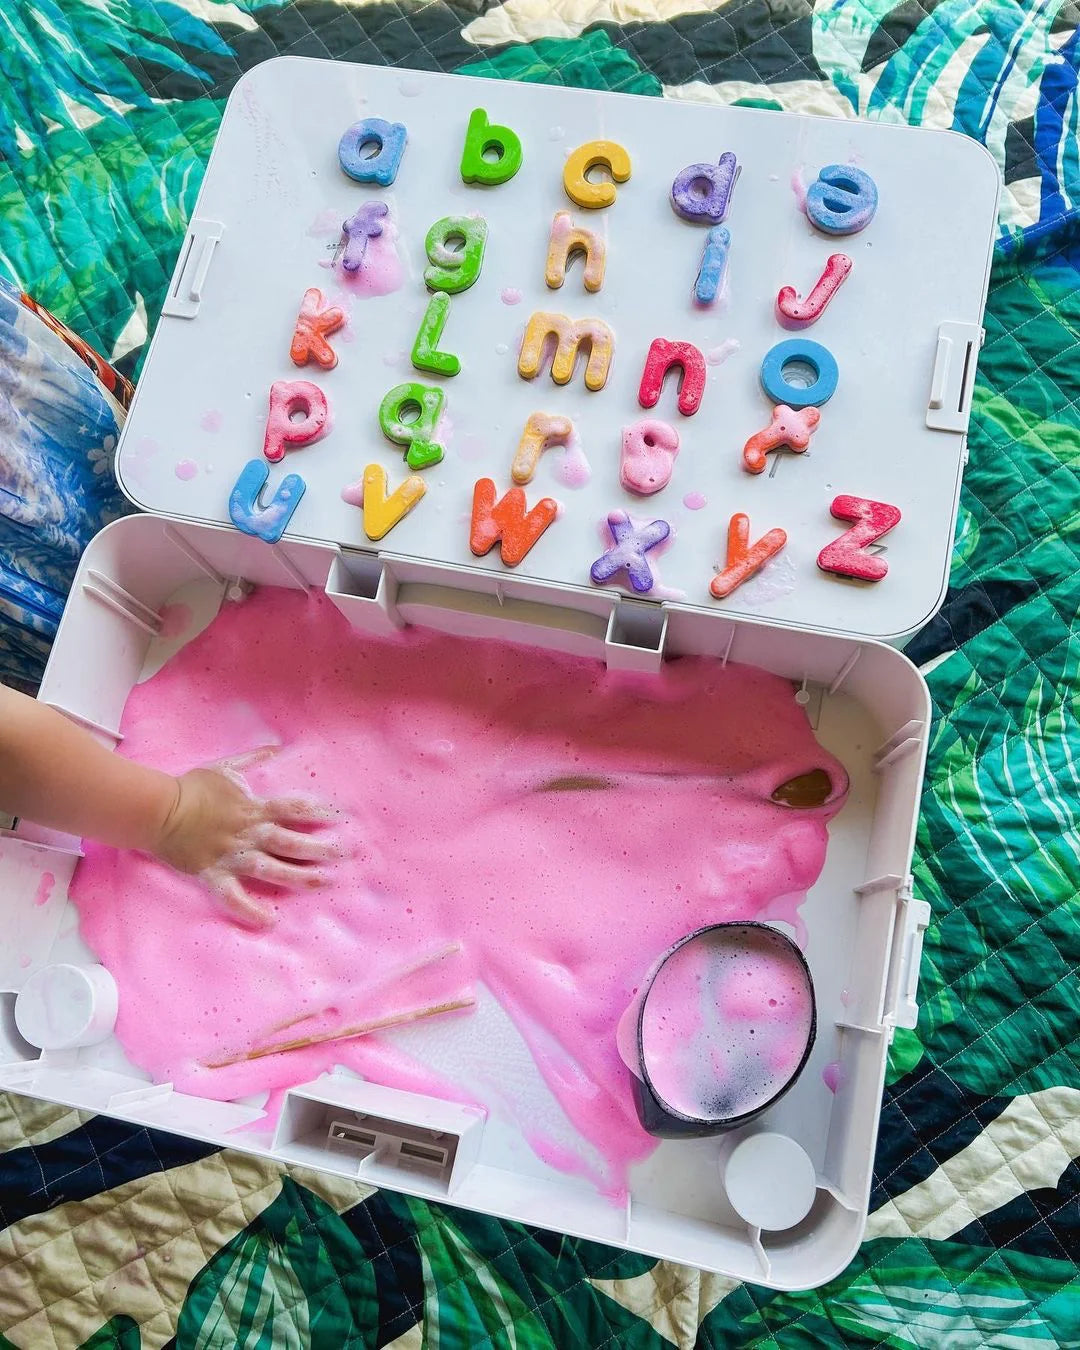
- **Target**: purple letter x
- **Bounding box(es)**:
[590,510,670,594]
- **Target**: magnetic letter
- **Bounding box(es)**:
[545,211,606,293]
[360,462,426,541]
[590,511,671,595]
[518,312,614,392]
[263,380,329,463]
[563,141,631,210]
[694,226,730,306]
[620,420,680,495]
[341,202,389,274]
[378,382,446,470]
[424,215,488,294]
[817,495,901,581]
[671,153,738,225]
[229,460,305,544]
[470,478,557,566]
[290,288,345,370]
[710,514,787,598]
[759,339,839,409]
[805,165,878,235]
[511,413,574,485]
[742,405,820,474]
[411,292,460,377]
[776,254,852,325]
[338,117,407,186]
[459,108,523,186]
[638,339,706,416]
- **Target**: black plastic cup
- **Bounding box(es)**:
[626,921,817,1139]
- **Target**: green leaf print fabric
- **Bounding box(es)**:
[0,1,1077,1346]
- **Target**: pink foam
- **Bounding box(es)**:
[69,590,846,1191]
[337,219,403,296]
[705,340,740,367]
[552,435,591,489]
[641,928,814,1121]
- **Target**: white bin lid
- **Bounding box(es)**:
[117,57,998,642]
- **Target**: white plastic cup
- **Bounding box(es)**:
[723,1131,818,1231]
[14,963,119,1051]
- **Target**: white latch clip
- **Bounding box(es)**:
[926,321,982,433]
[161,220,224,319]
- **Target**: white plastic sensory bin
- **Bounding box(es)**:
[0,58,998,1289]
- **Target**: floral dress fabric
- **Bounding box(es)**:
[0,276,129,690]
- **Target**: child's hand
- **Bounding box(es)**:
[152,750,339,926]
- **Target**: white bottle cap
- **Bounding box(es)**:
[14,963,119,1051]
[723,1132,818,1231]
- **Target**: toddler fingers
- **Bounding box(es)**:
[217,744,281,773]
[208,873,273,927]
[236,852,327,891]
[266,794,338,826]
[251,822,339,863]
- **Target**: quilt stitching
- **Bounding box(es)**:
[1,0,1078,1343]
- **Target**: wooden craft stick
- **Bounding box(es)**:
[261,942,464,1036]
[205,995,475,1069]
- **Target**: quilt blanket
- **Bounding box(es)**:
[1,2,1078,1346]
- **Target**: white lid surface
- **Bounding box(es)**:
[119,57,999,640]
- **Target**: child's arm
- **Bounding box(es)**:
[0,686,336,925]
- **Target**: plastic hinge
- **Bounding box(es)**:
[162,220,224,318]
[926,321,982,433]
[885,882,932,1031]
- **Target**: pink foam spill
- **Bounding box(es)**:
[705,340,740,367]
[336,221,403,297]
[683,492,707,511]
[531,1132,624,1201]
[500,287,523,306]
[69,591,847,1192]
[823,1060,843,1094]
[341,479,364,507]
[128,436,160,466]
[306,208,344,239]
[552,436,591,489]
[33,872,55,907]
[174,460,198,482]
[641,928,814,1120]
[200,410,223,434]
[791,169,808,213]
[456,434,487,464]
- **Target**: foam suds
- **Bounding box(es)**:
[70,589,847,1191]
[640,926,814,1121]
